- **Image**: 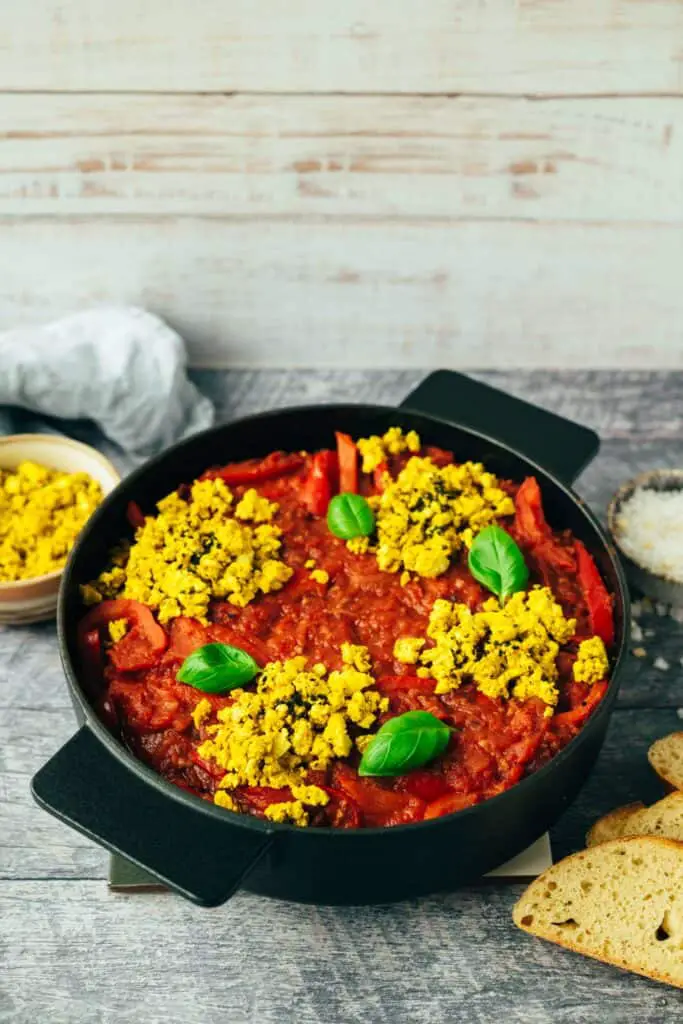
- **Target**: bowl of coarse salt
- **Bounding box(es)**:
[607,469,683,607]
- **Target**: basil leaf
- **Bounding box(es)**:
[468,524,528,603]
[177,642,259,693]
[327,492,375,540]
[359,710,451,777]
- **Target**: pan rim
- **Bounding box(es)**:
[57,401,631,841]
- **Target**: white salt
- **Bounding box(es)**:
[617,488,683,582]
[654,656,670,671]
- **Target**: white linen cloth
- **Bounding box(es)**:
[0,307,215,460]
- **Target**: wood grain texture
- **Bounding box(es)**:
[1,875,677,1024]
[0,94,681,222]
[3,1,683,95]
[0,220,682,368]
[3,370,683,1023]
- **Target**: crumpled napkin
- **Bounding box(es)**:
[0,307,215,462]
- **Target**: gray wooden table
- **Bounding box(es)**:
[2,370,683,1024]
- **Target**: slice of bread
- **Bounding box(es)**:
[649,733,683,791]
[586,802,645,846]
[513,836,683,989]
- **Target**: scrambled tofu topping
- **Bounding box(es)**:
[196,645,388,826]
[573,636,609,684]
[393,636,425,664]
[0,461,103,583]
[396,587,577,714]
[84,479,293,623]
[372,456,515,578]
[107,618,129,644]
[357,427,421,473]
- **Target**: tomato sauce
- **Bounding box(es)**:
[83,440,614,828]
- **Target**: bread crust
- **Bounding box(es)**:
[586,802,645,847]
[649,732,683,791]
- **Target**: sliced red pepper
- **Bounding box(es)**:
[300,450,338,517]
[203,451,304,486]
[373,461,389,494]
[396,770,452,803]
[318,786,362,828]
[514,476,575,572]
[423,792,480,820]
[238,786,292,813]
[376,675,437,695]
[165,616,209,662]
[335,431,358,494]
[331,764,425,826]
[79,598,167,672]
[575,540,614,646]
[514,476,547,547]
[126,500,146,530]
[550,680,608,731]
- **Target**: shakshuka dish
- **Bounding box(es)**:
[78,427,615,829]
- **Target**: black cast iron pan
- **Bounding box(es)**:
[32,371,630,906]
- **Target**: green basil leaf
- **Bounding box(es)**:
[468,524,528,603]
[177,642,259,693]
[358,710,451,777]
[327,492,375,540]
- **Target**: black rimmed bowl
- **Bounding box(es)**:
[607,468,683,608]
[31,371,630,907]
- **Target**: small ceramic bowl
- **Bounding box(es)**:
[0,435,120,625]
[607,468,683,608]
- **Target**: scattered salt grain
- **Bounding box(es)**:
[671,607,683,625]
[616,487,683,582]
[654,656,670,671]
[631,620,643,642]
[644,629,656,638]
[678,708,683,720]
[656,602,669,616]
[631,600,643,618]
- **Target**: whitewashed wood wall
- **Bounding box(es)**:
[1,2,682,368]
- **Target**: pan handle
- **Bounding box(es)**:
[400,370,599,485]
[32,727,274,907]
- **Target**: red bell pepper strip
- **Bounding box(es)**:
[126,500,146,530]
[300,450,338,517]
[514,476,547,547]
[550,680,608,731]
[514,476,575,572]
[423,792,479,820]
[331,763,425,826]
[203,451,304,486]
[335,431,358,494]
[396,770,452,803]
[373,462,389,494]
[79,598,167,672]
[238,786,292,813]
[376,675,437,695]
[317,786,362,828]
[165,616,209,662]
[575,540,615,646]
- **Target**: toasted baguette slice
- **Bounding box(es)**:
[649,733,683,791]
[586,802,645,846]
[513,837,683,989]
[587,793,683,848]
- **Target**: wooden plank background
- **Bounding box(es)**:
[0,2,682,366]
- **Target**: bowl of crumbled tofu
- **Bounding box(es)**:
[607,469,683,608]
[0,435,120,624]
